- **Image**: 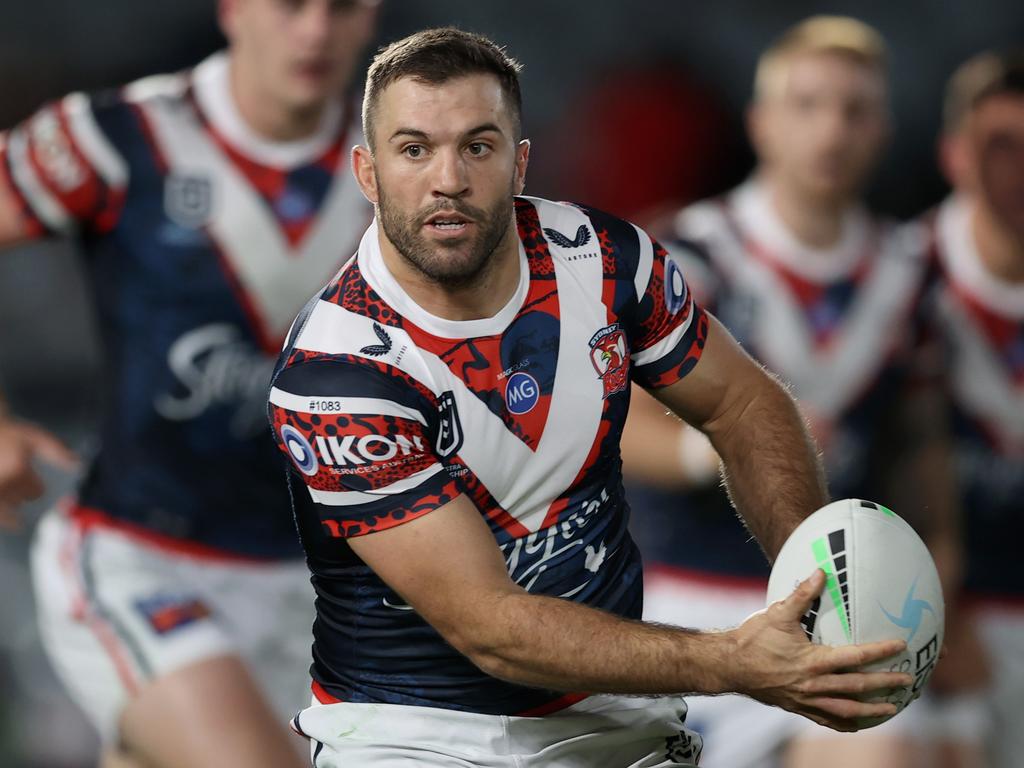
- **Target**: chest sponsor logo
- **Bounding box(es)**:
[164,173,213,229]
[501,487,611,593]
[280,424,318,476]
[505,371,540,415]
[589,323,629,398]
[436,390,464,458]
[154,324,275,437]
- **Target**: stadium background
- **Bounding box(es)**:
[0,1,1020,764]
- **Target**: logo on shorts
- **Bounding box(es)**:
[665,731,703,764]
[505,371,539,415]
[436,390,463,457]
[589,323,629,398]
[164,173,213,229]
[135,594,211,635]
[280,424,318,476]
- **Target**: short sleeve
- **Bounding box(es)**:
[628,231,709,389]
[269,359,462,538]
[0,92,128,238]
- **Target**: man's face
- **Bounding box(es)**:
[223,0,377,112]
[356,74,529,288]
[955,94,1024,239]
[753,51,889,205]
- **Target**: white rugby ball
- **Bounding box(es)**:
[766,498,945,728]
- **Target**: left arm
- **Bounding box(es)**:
[646,313,827,561]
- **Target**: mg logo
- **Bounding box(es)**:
[505,371,539,415]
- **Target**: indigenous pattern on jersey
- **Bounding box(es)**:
[0,52,370,557]
[635,179,931,579]
[926,196,1024,599]
[269,196,707,714]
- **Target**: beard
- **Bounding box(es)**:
[376,177,515,290]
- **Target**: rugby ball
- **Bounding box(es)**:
[766,499,944,728]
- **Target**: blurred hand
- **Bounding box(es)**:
[728,570,912,732]
[0,417,79,529]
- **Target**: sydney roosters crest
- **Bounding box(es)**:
[589,323,629,398]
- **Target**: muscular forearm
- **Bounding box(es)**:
[462,591,736,695]
[706,375,827,562]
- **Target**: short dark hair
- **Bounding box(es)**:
[362,27,524,149]
[944,49,1024,133]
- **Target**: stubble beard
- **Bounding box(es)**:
[376,177,516,291]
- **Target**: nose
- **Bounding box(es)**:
[295,0,332,48]
[432,147,470,200]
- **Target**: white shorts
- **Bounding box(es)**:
[30,503,314,742]
[643,565,940,768]
[292,693,703,767]
[972,600,1024,768]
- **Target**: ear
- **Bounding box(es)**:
[938,133,971,189]
[218,0,238,41]
[513,139,530,195]
[352,144,379,204]
[745,102,766,158]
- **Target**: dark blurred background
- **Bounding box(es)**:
[1,1,1021,765]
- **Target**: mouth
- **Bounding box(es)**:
[293,59,332,81]
[423,212,472,235]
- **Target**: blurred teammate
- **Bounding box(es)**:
[624,17,957,768]
[0,1,378,766]
[268,27,913,766]
[919,50,1024,768]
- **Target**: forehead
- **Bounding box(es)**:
[970,93,1024,132]
[781,50,886,98]
[375,73,513,137]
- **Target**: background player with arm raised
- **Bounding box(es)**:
[621,17,964,768]
[0,1,377,766]
[268,27,912,767]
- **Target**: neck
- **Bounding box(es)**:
[229,56,324,142]
[764,175,849,249]
[378,216,522,322]
[971,201,1024,284]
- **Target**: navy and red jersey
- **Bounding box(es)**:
[0,52,371,558]
[923,196,1024,601]
[632,179,933,581]
[268,196,707,714]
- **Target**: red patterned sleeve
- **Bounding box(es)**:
[268,358,462,538]
[0,93,127,238]
[629,234,709,389]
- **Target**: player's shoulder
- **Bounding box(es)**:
[672,195,732,244]
[518,195,650,276]
[276,266,435,397]
[121,69,191,108]
[875,212,933,269]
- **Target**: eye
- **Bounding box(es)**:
[403,144,426,159]
[466,142,492,157]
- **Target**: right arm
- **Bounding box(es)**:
[0,159,30,246]
[0,95,121,519]
[270,360,910,731]
[347,492,909,730]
